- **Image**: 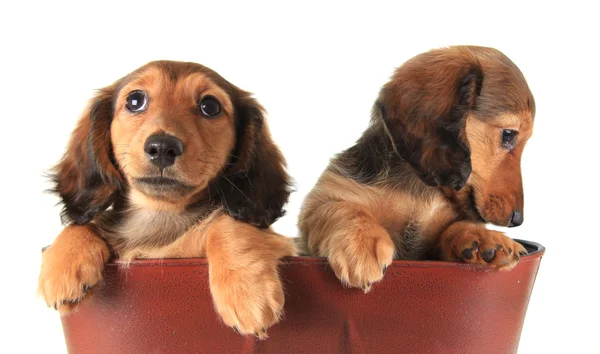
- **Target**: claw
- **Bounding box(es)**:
[482,249,496,263]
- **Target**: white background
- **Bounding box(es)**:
[1,1,598,353]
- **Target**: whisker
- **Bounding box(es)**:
[220,173,252,203]
[216,187,229,211]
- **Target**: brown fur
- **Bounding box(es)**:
[38,225,109,312]
[299,46,534,291]
[38,61,297,338]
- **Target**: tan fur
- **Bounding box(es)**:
[38,61,296,339]
[38,225,109,311]
[299,46,535,291]
[439,221,526,270]
[111,70,236,204]
[204,214,297,338]
[299,170,456,291]
[467,113,533,225]
[299,112,533,289]
[114,209,297,338]
[300,170,456,253]
[104,191,206,256]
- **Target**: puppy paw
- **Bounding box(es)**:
[328,227,395,293]
[443,226,526,270]
[208,230,296,339]
[210,260,287,339]
[37,225,109,314]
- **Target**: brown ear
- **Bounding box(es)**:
[50,86,124,224]
[213,92,292,228]
[377,49,483,190]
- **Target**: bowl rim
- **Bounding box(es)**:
[107,239,544,270]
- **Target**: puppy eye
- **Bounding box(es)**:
[501,129,518,149]
[199,96,221,118]
[126,90,148,113]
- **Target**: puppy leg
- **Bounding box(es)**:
[206,215,297,339]
[439,221,527,270]
[38,225,109,313]
[304,201,395,293]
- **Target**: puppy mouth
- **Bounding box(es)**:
[134,177,196,195]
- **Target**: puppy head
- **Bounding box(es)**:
[52,61,290,228]
[376,46,534,227]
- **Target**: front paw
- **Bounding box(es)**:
[37,225,109,314]
[443,226,527,270]
[210,264,285,340]
[328,227,395,293]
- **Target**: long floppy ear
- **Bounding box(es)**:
[50,86,125,224]
[376,50,483,190]
[215,92,292,228]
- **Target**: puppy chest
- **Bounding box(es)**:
[110,209,197,250]
[388,198,455,260]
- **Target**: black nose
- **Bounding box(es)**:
[144,135,183,170]
[509,210,524,227]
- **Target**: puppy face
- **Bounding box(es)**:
[52,61,291,228]
[111,66,235,203]
[466,111,533,226]
[375,46,535,227]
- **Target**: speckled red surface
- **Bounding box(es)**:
[61,240,543,354]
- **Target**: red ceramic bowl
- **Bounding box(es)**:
[61,240,544,354]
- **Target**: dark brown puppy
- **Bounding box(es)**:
[299,46,534,292]
[38,61,297,338]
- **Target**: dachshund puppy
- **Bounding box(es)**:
[299,46,535,292]
[38,61,297,338]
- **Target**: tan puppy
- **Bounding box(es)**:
[38,61,297,338]
[299,46,534,292]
